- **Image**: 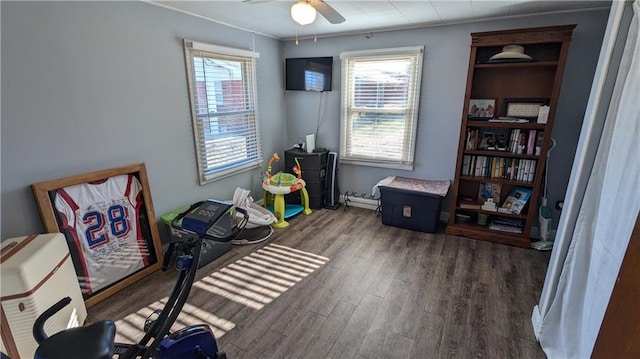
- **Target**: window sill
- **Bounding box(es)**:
[339,158,413,171]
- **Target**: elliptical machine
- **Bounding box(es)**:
[28,200,248,359]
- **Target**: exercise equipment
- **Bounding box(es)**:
[27,201,248,359]
[262,153,311,228]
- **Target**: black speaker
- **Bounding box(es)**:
[324,152,341,209]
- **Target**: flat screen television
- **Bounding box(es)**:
[285,57,333,91]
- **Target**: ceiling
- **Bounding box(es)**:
[150,1,611,40]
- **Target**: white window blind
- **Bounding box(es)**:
[184,40,262,184]
[340,46,424,170]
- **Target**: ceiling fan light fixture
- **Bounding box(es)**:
[291,1,316,25]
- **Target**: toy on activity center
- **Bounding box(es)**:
[262,153,312,228]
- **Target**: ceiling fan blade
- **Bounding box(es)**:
[310,0,345,24]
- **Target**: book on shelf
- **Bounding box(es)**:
[475,156,482,176]
[489,224,523,233]
[477,129,497,150]
[465,128,481,151]
[508,129,520,153]
[526,130,537,155]
[535,131,545,155]
[459,197,481,209]
[526,160,536,182]
[491,216,525,227]
[489,216,525,233]
[520,160,528,181]
[465,129,475,150]
[495,129,509,151]
[517,132,527,154]
[499,186,532,214]
[462,155,470,175]
[489,117,529,123]
[478,182,501,204]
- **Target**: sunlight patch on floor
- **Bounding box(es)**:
[226,262,297,287]
[219,265,291,291]
[112,244,328,344]
[194,243,329,309]
[113,296,237,344]
[237,256,308,280]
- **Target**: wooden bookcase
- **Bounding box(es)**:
[446,25,575,248]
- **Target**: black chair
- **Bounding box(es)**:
[32,297,116,359]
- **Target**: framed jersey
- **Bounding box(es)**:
[32,163,164,308]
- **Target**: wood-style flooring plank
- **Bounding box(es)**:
[408,310,445,358]
[245,329,286,358]
[337,253,388,306]
[365,233,411,297]
[312,300,357,344]
[383,331,415,359]
[358,279,411,358]
[269,310,326,359]
[218,342,248,358]
[437,295,472,358]
[391,234,442,339]
[85,207,550,359]
[423,236,459,317]
[326,293,383,359]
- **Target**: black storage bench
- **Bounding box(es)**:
[379,177,450,233]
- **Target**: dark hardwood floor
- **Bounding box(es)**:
[89,207,550,358]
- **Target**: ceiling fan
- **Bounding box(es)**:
[298,0,345,25]
[246,0,346,25]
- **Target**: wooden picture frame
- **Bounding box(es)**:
[503,98,550,120]
[32,163,164,308]
[468,98,495,120]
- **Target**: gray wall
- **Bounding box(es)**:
[283,9,610,226]
[0,1,611,239]
[1,1,286,239]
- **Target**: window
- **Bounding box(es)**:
[184,40,262,184]
[340,46,424,170]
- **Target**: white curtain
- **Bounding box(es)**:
[532,1,640,357]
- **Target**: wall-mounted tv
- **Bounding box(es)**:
[285,57,333,92]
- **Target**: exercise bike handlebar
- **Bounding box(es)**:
[33,297,71,344]
[171,201,204,231]
[226,206,249,241]
[162,202,204,271]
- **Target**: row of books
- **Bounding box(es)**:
[465,128,543,155]
[462,155,537,182]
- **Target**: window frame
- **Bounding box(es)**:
[339,46,424,170]
[183,40,263,184]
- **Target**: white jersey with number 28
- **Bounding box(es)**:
[55,174,150,295]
